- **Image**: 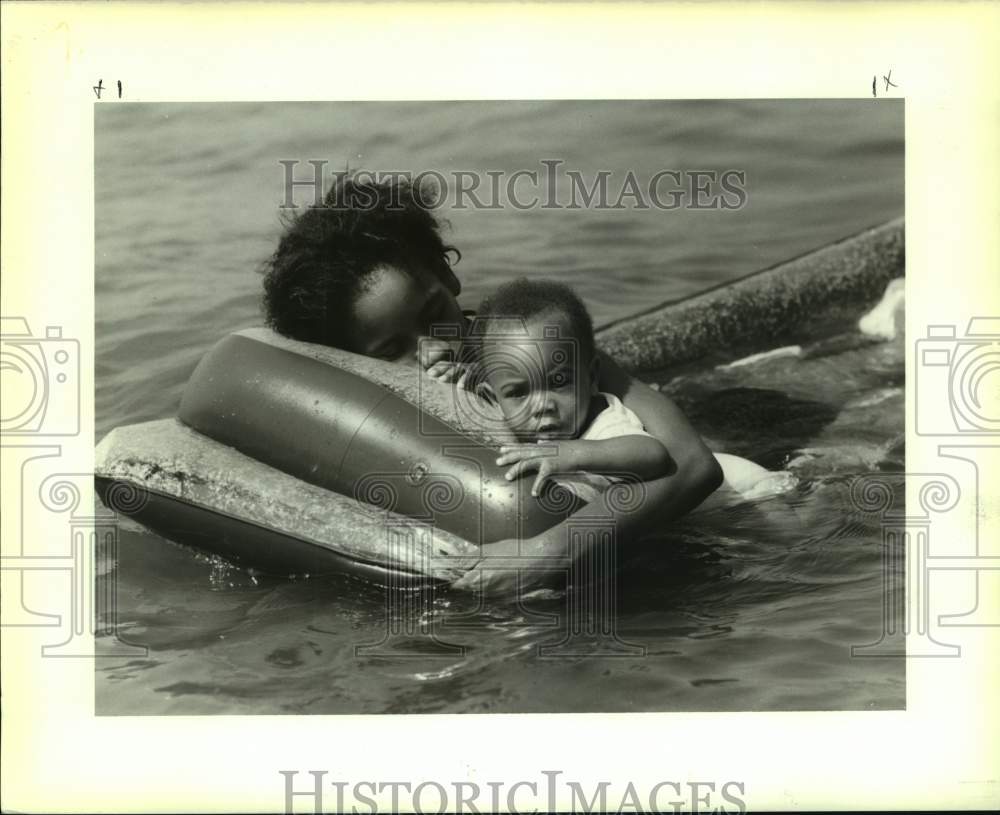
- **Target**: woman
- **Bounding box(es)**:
[262,175,723,591]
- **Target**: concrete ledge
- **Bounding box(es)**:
[596,218,904,374]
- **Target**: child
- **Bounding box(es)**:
[461,278,791,510]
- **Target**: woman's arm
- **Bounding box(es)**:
[595,351,723,516]
[453,353,723,592]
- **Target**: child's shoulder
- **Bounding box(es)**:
[581,393,649,441]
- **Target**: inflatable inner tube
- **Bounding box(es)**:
[177,330,582,547]
[94,419,481,583]
[95,218,904,582]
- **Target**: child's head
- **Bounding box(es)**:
[262,172,464,359]
[475,278,599,441]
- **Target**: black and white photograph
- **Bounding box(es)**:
[93,99,906,714]
[3,3,998,813]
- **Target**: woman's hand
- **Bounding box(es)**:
[451,558,522,595]
[496,441,584,496]
[451,537,560,595]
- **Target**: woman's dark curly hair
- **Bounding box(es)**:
[261,173,460,348]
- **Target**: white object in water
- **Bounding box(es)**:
[692,452,798,513]
[717,345,802,370]
[858,277,905,339]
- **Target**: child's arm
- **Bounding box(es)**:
[454,355,723,594]
[497,435,672,497]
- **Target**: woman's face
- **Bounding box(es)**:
[350,262,466,362]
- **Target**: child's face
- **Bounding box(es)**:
[482,311,598,441]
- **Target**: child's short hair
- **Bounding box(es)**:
[475,278,596,363]
[262,172,460,347]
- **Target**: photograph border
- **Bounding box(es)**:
[2,2,998,812]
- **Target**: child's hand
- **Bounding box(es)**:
[496,441,584,497]
[416,338,472,388]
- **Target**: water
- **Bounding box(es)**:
[95,101,904,713]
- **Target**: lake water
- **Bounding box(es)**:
[95,100,905,713]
